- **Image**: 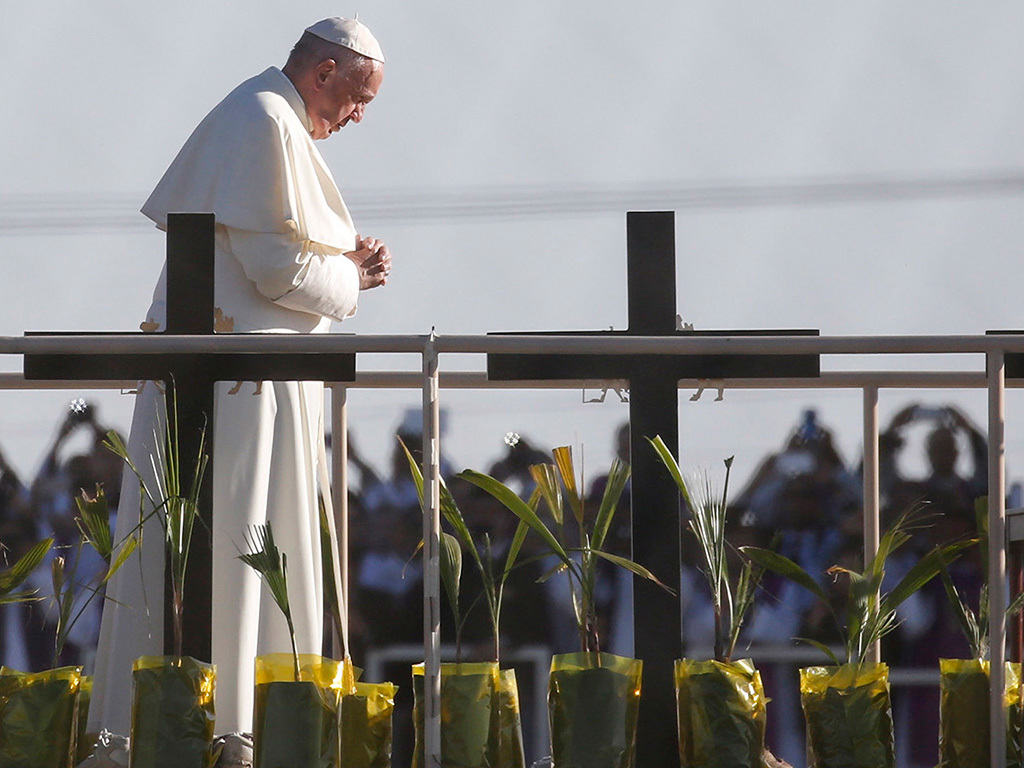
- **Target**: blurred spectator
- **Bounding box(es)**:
[348,409,455,648]
[876,403,987,768]
[0,443,35,671]
[23,401,120,672]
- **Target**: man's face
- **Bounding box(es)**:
[308,61,383,140]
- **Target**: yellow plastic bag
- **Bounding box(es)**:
[938,658,1022,768]
[799,663,893,768]
[548,652,643,768]
[76,674,95,765]
[412,662,500,768]
[339,679,399,768]
[0,665,82,768]
[253,653,342,768]
[494,668,526,768]
[675,658,766,768]
[129,655,216,768]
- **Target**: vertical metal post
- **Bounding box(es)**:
[422,335,442,767]
[989,351,1008,768]
[862,386,882,664]
[331,385,350,650]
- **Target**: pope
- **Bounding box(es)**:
[89,18,390,736]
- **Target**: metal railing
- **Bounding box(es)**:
[0,331,1018,767]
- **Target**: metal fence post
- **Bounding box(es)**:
[989,350,1008,768]
[862,386,882,664]
[422,334,442,766]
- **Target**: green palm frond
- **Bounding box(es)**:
[552,446,584,526]
[239,523,299,681]
[0,538,53,597]
[74,487,114,561]
[592,459,630,551]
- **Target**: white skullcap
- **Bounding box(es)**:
[305,17,385,63]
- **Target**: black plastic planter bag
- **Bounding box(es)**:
[129,655,216,768]
[799,663,894,768]
[412,662,499,768]
[253,654,341,768]
[548,652,643,768]
[675,658,766,768]
[339,680,399,768]
[76,674,94,765]
[0,665,82,768]
[494,668,526,768]
[938,658,1022,768]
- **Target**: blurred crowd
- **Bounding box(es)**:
[0,402,123,673]
[0,400,1000,767]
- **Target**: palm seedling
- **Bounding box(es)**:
[105,390,208,658]
[50,486,138,665]
[649,436,769,663]
[0,537,53,605]
[938,496,1024,660]
[238,523,300,682]
[460,445,672,655]
[399,438,529,664]
[743,509,972,666]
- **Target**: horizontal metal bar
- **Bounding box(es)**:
[2,370,1022,391]
[3,333,1024,357]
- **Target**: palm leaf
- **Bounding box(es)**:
[590,549,676,595]
[102,537,138,584]
[0,538,53,596]
[318,499,345,645]
[74,487,114,561]
[503,519,530,582]
[439,532,463,627]
[741,546,830,603]
[238,523,299,680]
[529,464,564,527]
[458,470,571,567]
[796,637,841,666]
[536,561,569,584]
[592,459,630,551]
[399,439,481,569]
[552,446,585,525]
[0,590,42,605]
[648,435,692,506]
[940,565,983,657]
[880,539,973,615]
[1009,588,1024,619]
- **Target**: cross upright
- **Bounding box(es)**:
[488,210,820,766]
[23,213,356,661]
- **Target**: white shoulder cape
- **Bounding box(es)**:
[141,67,356,252]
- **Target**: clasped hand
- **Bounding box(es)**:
[344,235,392,290]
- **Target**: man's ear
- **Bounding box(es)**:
[314,58,338,89]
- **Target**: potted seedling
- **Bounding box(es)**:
[650,437,769,768]
[461,445,672,768]
[315,502,398,768]
[0,536,71,768]
[936,497,1024,768]
[49,486,138,764]
[743,511,970,768]
[240,522,336,768]
[107,393,216,768]
[401,439,529,768]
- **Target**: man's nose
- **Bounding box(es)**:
[351,105,365,123]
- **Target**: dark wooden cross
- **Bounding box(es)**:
[24,213,356,661]
[488,211,820,767]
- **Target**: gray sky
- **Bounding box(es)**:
[2,1,1024,491]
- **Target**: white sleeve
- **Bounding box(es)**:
[224,227,360,322]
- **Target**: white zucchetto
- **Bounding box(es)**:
[305,17,385,63]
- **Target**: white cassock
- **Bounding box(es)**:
[90,66,361,735]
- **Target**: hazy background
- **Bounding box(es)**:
[2,0,1024,493]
